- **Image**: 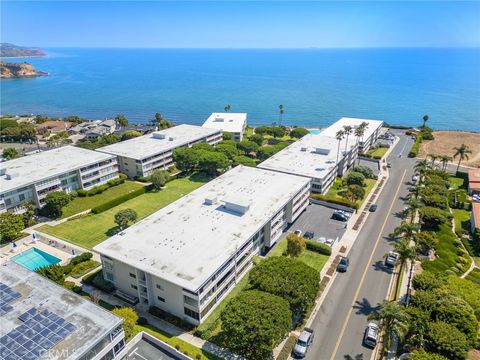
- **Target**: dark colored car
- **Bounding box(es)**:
[332,212,348,222]
[337,257,349,272]
[304,231,315,240]
[369,204,378,212]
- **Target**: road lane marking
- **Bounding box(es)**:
[329,169,407,360]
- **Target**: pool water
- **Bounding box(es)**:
[12,248,61,271]
[308,129,322,134]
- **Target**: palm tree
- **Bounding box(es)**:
[354,126,365,162]
[393,221,419,241]
[335,130,345,166]
[343,125,353,152]
[453,144,472,173]
[422,114,429,128]
[278,104,284,126]
[393,238,418,269]
[427,153,438,167]
[440,154,452,171]
[224,104,231,112]
[414,159,431,177]
[408,184,422,200]
[404,198,423,222]
[368,301,408,352]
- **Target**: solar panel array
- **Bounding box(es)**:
[0,282,21,316]
[0,307,76,360]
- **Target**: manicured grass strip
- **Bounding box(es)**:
[452,208,471,235]
[136,324,223,360]
[465,268,480,286]
[324,177,376,209]
[449,177,465,191]
[38,174,209,249]
[367,146,389,158]
[61,181,145,218]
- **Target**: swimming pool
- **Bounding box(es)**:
[12,247,61,271]
[308,129,322,135]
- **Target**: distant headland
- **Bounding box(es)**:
[0,61,48,79]
[0,43,46,58]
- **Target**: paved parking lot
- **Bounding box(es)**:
[357,158,380,176]
[287,203,349,244]
[126,338,181,360]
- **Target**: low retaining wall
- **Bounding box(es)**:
[309,198,355,213]
[33,231,88,256]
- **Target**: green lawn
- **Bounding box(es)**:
[465,268,480,286]
[268,237,329,273]
[325,177,377,209]
[367,146,389,158]
[38,174,209,249]
[452,208,471,235]
[61,181,145,218]
[449,177,465,191]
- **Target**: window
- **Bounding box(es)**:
[105,272,114,282]
[157,296,165,302]
[5,199,11,206]
[131,284,138,290]
[19,194,25,201]
[184,295,197,307]
[156,284,163,291]
[184,307,199,320]
[129,273,136,279]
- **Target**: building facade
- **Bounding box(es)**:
[0,146,119,212]
[97,124,222,178]
[94,166,310,325]
[202,113,247,141]
[468,169,480,195]
[1,261,126,360]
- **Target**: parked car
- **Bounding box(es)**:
[385,251,399,267]
[332,212,348,222]
[369,204,378,212]
[412,175,419,183]
[387,162,392,168]
[304,231,315,240]
[337,257,349,272]
[472,194,480,202]
[294,229,302,237]
[363,322,380,348]
[293,327,314,358]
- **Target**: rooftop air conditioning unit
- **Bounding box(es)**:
[205,197,218,205]
[152,133,166,139]
[6,172,19,180]
[315,147,330,155]
[168,137,175,141]
[0,168,6,176]
[301,147,307,152]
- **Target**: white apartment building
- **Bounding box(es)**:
[97,124,222,178]
[258,134,358,194]
[202,113,247,141]
[94,166,311,325]
[1,261,126,360]
[0,146,119,212]
[319,117,384,152]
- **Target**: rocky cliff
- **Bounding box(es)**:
[0,61,48,78]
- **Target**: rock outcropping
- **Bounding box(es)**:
[0,61,47,78]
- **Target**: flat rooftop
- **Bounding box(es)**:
[0,146,115,193]
[0,261,122,360]
[258,134,355,180]
[319,117,384,141]
[202,113,247,134]
[97,124,221,160]
[94,166,310,291]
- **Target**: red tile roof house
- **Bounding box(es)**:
[471,203,480,234]
[468,169,480,195]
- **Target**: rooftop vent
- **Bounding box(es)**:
[301,147,308,152]
[223,197,251,215]
[6,172,19,180]
[214,117,225,122]
[315,147,330,155]
[168,136,175,141]
[205,197,218,205]
[0,168,6,176]
[152,132,166,139]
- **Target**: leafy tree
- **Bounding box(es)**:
[289,127,309,139]
[403,307,431,348]
[248,133,264,146]
[419,207,451,228]
[345,171,365,186]
[422,114,429,128]
[215,143,238,160]
[249,257,320,317]
[368,301,408,351]
[422,193,448,209]
[115,114,128,127]
[453,143,472,173]
[149,170,171,190]
[254,126,271,136]
[42,191,70,218]
[21,201,36,228]
[236,140,259,155]
[233,155,256,167]
[222,132,233,141]
[413,232,437,255]
[112,307,138,340]
[63,115,85,125]
[286,233,306,257]
[270,126,286,139]
[36,264,65,285]
[121,130,142,141]
[191,142,213,151]
[352,165,375,179]
[0,212,25,243]
[414,159,432,177]
[221,290,292,360]
[256,146,278,160]
[410,349,448,360]
[412,272,447,291]
[345,184,365,203]
[198,151,229,176]
[114,208,138,230]
[2,147,20,160]
[425,321,468,360]
[445,276,480,321]
[172,148,200,173]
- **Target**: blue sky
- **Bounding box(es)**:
[2,1,479,48]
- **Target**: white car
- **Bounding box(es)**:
[385,251,399,267]
[294,229,302,237]
[363,322,380,348]
[472,194,480,202]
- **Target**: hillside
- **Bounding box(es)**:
[0,43,46,58]
[0,61,47,78]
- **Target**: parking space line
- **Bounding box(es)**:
[329,169,407,360]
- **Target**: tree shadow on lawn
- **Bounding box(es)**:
[353,297,380,316]
[106,226,122,237]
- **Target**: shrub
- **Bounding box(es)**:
[221,290,292,360]
[289,127,309,139]
[82,269,115,293]
[112,307,138,340]
[249,257,320,317]
[137,317,148,325]
[353,165,376,179]
[305,240,332,256]
[70,252,93,266]
[310,193,358,210]
[409,349,448,360]
[233,155,256,167]
[87,184,109,196]
[419,206,452,228]
[41,191,70,218]
[70,260,99,278]
[91,187,147,214]
[77,189,88,197]
[114,208,137,230]
[408,134,422,158]
[36,264,65,285]
[149,306,195,331]
[425,321,468,360]
[63,281,82,294]
[0,212,25,243]
[149,170,171,190]
[345,171,365,186]
[286,233,306,257]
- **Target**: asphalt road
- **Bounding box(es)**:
[306,131,416,360]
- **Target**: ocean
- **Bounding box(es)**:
[1,48,479,131]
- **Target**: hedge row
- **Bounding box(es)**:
[82,269,115,293]
[277,335,298,360]
[408,134,422,158]
[310,193,358,210]
[91,186,148,214]
[305,240,332,256]
[77,173,128,197]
